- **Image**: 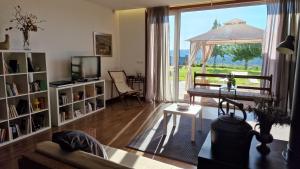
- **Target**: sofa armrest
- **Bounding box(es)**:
[19,151,77,169]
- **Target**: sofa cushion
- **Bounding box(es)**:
[104,146,181,169]
[52,130,108,159]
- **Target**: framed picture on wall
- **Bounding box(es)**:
[93,32,112,57]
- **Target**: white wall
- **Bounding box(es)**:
[0,0,121,99]
[116,9,146,76]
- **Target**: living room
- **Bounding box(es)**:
[0,0,299,169]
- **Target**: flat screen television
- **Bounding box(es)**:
[71,56,101,81]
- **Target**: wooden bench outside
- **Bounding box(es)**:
[188,73,273,104]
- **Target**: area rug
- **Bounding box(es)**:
[127,109,212,165]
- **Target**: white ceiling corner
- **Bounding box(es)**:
[86,0,218,10]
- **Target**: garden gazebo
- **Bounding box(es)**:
[185,18,264,90]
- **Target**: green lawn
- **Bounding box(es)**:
[177,65,262,86]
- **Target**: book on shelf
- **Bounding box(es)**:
[59,94,69,105]
[9,124,19,139]
[12,83,19,95]
[27,57,35,72]
[6,83,19,97]
[4,62,9,74]
[6,84,13,97]
[0,128,7,143]
[86,102,94,113]
[9,105,18,118]
[9,118,30,139]
[60,111,66,122]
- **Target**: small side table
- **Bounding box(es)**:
[163,104,202,142]
[127,76,145,97]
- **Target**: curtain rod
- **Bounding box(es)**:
[170,0,266,11]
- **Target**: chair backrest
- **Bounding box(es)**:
[108,71,133,94]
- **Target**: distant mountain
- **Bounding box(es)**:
[170,49,262,66]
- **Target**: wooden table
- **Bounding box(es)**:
[163,104,202,142]
[198,132,289,169]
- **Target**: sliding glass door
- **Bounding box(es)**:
[169,5,267,101]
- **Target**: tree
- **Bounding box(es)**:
[211,45,226,67]
[227,43,262,70]
[210,19,224,67]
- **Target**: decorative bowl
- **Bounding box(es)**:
[177,103,190,110]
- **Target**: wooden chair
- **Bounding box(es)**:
[108,70,141,104]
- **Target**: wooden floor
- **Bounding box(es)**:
[0,100,196,169]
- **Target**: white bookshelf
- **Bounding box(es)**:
[50,80,105,126]
[0,50,51,147]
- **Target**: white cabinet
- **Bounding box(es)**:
[50,80,105,126]
[0,50,50,147]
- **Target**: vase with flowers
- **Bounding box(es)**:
[226,73,236,91]
[248,98,290,155]
[6,5,45,50]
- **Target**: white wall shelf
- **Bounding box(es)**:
[50,80,105,126]
[0,51,51,147]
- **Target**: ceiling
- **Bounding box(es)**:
[88,0,230,10]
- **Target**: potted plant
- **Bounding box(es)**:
[6,5,45,50]
[226,73,236,91]
[248,98,290,155]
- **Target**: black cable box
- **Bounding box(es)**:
[50,80,74,87]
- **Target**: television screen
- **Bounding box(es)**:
[71,56,101,81]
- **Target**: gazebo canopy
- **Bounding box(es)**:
[187,18,264,44]
[185,19,265,90]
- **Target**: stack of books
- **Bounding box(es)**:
[9,119,31,139]
[60,111,66,122]
[74,109,82,117]
[6,82,19,97]
[86,102,94,113]
[59,94,69,105]
[0,128,7,143]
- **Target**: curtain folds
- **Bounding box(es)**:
[262,0,296,113]
[145,6,172,102]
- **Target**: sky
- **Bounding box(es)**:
[169,4,267,50]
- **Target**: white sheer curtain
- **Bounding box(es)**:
[145,6,173,102]
[185,41,214,90]
[185,41,202,90]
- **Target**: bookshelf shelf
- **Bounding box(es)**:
[59,103,73,108]
[30,90,47,95]
[32,71,47,74]
[7,93,28,99]
[31,108,48,115]
[9,113,30,121]
[0,50,50,147]
[5,73,28,76]
[0,120,8,124]
[50,80,105,126]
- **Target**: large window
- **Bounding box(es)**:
[169,4,267,100]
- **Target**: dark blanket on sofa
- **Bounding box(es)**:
[52,130,108,159]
